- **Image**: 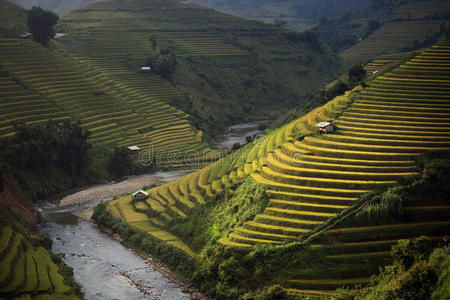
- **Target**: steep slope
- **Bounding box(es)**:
[55,0,346,136]
[105,38,450,296]
[0,225,79,299]
[0,0,27,38]
[0,38,217,167]
[341,0,450,65]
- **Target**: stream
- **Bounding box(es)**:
[213,122,263,150]
[36,123,263,300]
[37,170,194,300]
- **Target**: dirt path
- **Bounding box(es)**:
[58,175,164,207]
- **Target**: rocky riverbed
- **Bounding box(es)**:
[59,170,194,207]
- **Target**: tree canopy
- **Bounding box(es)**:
[26,6,58,47]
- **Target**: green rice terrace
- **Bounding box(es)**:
[107,37,450,297]
[0,225,79,300]
[54,0,345,134]
[0,38,218,168]
[341,0,450,65]
[0,0,347,168]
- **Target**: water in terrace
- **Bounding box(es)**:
[37,170,193,300]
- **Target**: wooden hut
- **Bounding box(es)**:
[132,190,149,203]
[315,122,336,134]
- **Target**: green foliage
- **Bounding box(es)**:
[169,177,268,251]
[0,121,92,200]
[391,236,434,269]
[0,121,149,201]
[107,147,135,179]
[0,0,27,38]
[335,237,447,300]
[431,248,450,299]
[92,202,195,276]
[242,285,287,300]
[354,154,450,224]
[348,64,367,85]
[147,48,177,80]
[283,80,350,124]
[26,6,58,47]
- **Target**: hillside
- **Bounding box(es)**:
[55,0,346,137]
[340,0,450,65]
[188,0,367,31]
[0,38,216,169]
[188,0,450,66]
[0,0,27,38]
[9,0,91,15]
[0,182,82,300]
[100,38,450,297]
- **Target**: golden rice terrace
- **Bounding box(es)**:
[109,38,450,296]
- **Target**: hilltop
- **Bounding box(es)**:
[190,0,450,66]
[97,38,450,298]
[9,0,91,15]
[188,0,367,31]
[56,0,346,137]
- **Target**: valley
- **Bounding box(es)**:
[0,0,449,299]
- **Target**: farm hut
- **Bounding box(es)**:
[315,122,336,134]
[132,190,148,203]
[128,145,140,151]
[140,66,151,72]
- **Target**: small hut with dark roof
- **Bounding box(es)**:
[132,190,149,203]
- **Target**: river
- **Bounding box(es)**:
[37,170,194,300]
[36,123,263,300]
[213,122,263,150]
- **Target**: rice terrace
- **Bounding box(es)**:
[0,0,450,299]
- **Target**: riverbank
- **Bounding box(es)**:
[58,176,163,207]
[98,224,210,300]
[59,170,194,207]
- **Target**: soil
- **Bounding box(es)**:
[0,180,38,224]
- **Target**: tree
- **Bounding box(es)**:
[107,147,135,179]
[348,64,367,85]
[27,7,59,47]
[147,48,177,80]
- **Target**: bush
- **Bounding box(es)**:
[27,6,59,47]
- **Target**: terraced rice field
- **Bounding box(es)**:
[341,20,448,65]
[0,38,217,167]
[392,0,450,20]
[108,38,450,295]
[0,225,75,299]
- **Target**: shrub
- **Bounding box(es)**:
[27,6,59,47]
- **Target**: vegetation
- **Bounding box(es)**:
[334,237,450,300]
[0,37,216,169]
[10,0,91,15]
[0,0,27,38]
[0,121,91,200]
[0,198,82,299]
[26,6,58,47]
[56,0,346,138]
[100,38,450,298]
[0,121,154,201]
